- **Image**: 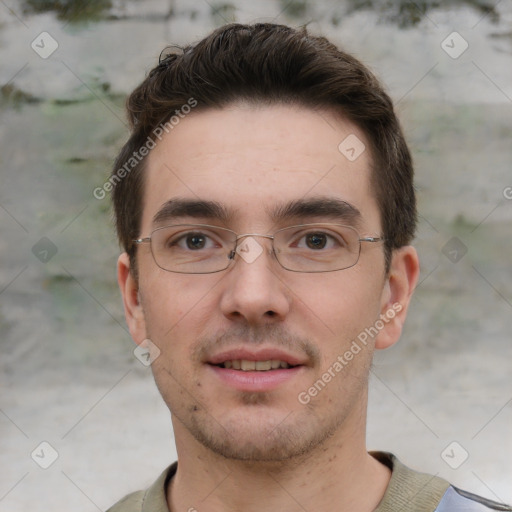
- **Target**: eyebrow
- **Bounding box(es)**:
[269,197,362,227]
[152,198,234,226]
[152,196,362,228]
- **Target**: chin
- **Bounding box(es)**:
[187,406,339,463]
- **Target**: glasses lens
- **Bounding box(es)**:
[273,224,361,272]
[150,225,236,273]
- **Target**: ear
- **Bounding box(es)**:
[374,245,420,350]
[117,252,147,345]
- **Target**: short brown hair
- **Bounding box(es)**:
[111,23,416,274]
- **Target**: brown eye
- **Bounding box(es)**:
[305,233,328,249]
[185,233,207,250]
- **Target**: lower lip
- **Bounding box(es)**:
[208,365,303,392]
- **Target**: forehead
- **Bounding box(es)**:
[141,104,380,232]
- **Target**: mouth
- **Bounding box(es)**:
[213,359,296,371]
[206,348,307,392]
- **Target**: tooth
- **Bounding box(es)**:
[241,360,256,371]
[223,359,292,371]
[256,360,272,371]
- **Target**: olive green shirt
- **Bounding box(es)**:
[107,452,453,512]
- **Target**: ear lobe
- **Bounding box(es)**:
[117,252,147,345]
[375,245,420,350]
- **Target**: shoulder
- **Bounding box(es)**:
[436,486,512,511]
[106,463,177,512]
[106,490,145,512]
[371,452,512,512]
[372,451,450,512]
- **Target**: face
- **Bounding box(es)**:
[118,104,418,463]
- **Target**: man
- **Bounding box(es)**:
[108,23,511,512]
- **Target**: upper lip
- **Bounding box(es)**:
[207,347,308,366]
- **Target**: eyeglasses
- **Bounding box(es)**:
[133,223,384,274]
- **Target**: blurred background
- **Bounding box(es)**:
[0,0,511,510]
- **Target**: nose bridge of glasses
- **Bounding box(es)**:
[237,233,276,251]
[229,233,277,263]
[235,233,275,242]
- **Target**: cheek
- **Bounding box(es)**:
[294,273,381,336]
[140,271,220,344]
[141,277,208,396]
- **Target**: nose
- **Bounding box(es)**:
[219,235,291,325]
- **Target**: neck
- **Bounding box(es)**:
[167,411,390,512]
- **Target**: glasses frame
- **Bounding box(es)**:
[133,223,384,274]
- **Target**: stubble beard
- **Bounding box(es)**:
[185,397,345,465]
[172,372,370,468]
[150,323,372,466]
